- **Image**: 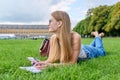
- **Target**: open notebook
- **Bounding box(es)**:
[19,66,42,73]
[19,57,42,73]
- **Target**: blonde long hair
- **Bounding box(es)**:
[47,11,72,63]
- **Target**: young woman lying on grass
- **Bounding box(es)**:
[34,11,106,70]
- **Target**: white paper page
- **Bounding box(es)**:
[20,66,42,73]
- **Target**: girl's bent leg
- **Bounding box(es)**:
[94,36,104,49]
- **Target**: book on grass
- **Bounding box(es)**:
[19,66,42,73]
[19,57,41,73]
[27,57,39,62]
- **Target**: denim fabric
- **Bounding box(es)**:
[78,48,86,58]
[82,36,106,59]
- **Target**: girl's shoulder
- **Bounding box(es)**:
[71,31,81,39]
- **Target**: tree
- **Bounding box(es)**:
[73,2,120,37]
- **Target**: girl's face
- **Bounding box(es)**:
[48,16,61,32]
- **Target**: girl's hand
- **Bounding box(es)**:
[34,62,51,70]
[31,61,43,66]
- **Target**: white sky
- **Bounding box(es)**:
[0,0,120,29]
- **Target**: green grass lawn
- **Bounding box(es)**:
[0,38,120,80]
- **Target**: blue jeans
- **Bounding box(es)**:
[82,36,106,59]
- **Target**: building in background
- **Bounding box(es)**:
[0,23,52,39]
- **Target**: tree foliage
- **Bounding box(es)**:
[73,2,120,37]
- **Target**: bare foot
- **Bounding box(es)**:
[99,32,104,37]
[91,31,99,37]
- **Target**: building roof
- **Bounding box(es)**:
[0,24,48,29]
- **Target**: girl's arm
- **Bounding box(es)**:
[70,33,81,64]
